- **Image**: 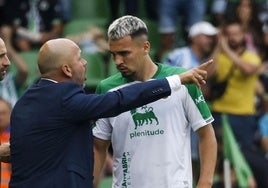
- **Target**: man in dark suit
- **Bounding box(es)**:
[9,38,211,188]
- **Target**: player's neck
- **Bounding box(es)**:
[134,61,158,82]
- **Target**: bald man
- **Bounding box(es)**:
[9,38,211,188]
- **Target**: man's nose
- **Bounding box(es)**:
[114,55,123,65]
[3,55,10,66]
[82,58,87,66]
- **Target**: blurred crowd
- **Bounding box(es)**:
[1,0,268,188]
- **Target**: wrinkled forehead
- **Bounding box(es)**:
[0,38,5,48]
[0,39,7,54]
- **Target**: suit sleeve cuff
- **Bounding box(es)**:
[166,75,181,92]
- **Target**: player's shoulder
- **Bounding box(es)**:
[96,73,128,93]
[157,63,188,76]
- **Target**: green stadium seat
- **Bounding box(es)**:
[71,0,93,19]
[72,0,110,20]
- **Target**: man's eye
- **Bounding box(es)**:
[120,52,129,56]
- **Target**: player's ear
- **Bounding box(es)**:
[143,41,150,54]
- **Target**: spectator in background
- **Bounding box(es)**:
[235,0,268,159]
[211,0,266,51]
[1,26,28,107]
[234,0,265,58]
[0,37,12,186]
[58,0,72,23]
[210,0,227,26]
[0,38,10,86]
[233,0,267,121]
[210,20,268,187]
[155,0,206,62]
[162,21,217,74]
[0,98,12,188]
[0,0,29,107]
[0,27,28,108]
[13,0,65,51]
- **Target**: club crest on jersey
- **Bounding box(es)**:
[130,105,159,129]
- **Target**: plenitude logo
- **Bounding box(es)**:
[130,106,159,129]
[130,129,164,139]
[129,105,164,139]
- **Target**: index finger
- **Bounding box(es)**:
[198,59,213,70]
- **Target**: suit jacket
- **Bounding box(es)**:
[9,78,171,188]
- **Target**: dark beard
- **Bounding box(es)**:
[121,72,135,81]
[229,39,246,51]
[229,43,240,50]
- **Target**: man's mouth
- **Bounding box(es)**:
[118,66,128,72]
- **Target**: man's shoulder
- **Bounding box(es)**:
[96,73,128,93]
[156,63,187,78]
[242,50,262,63]
[35,81,83,94]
